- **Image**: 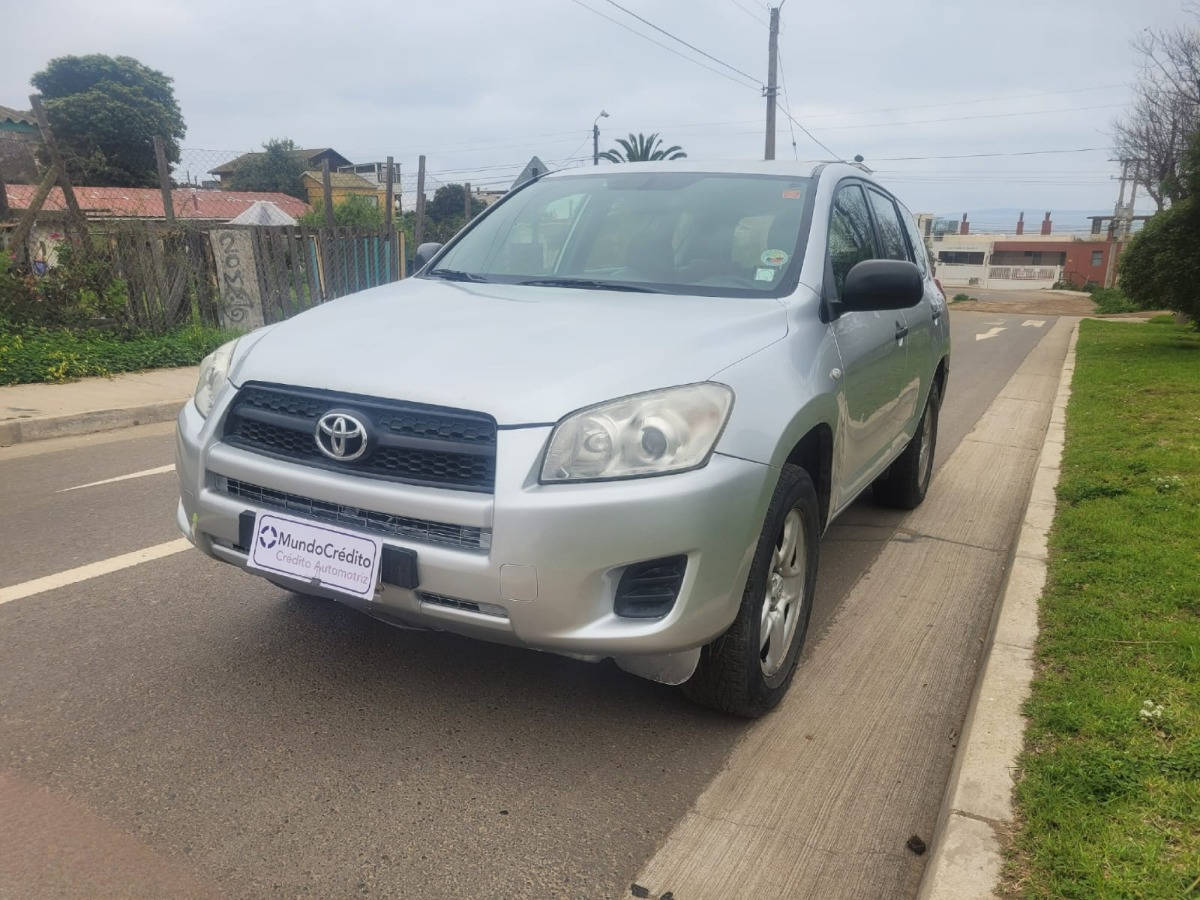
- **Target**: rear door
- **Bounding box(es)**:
[864,187,923,446]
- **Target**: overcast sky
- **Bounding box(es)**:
[4,0,1195,230]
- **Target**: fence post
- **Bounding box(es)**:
[6,166,58,267]
[29,94,89,248]
[414,155,426,250]
[0,169,10,221]
[153,136,176,225]
[322,159,335,229]
[384,155,394,231]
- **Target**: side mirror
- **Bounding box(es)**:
[413,242,444,272]
[841,259,923,311]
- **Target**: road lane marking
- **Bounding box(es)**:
[976,327,1006,341]
[0,539,191,606]
[58,464,176,493]
[1022,319,1047,328]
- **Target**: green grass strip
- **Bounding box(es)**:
[0,324,240,386]
[1004,319,1200,898]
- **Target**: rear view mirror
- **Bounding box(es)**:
[414,242,444,272]
[841,260,923,311]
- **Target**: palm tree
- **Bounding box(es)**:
[599,132,688,163]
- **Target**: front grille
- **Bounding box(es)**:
[216,476,491,551]
[222,383,497,492]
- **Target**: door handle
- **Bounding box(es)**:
[895,322,909,341]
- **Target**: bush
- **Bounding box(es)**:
[0,323,239,385]
[1090,288,1139,315]
[299,194,386,228]
[952,292,974,303]
[1118,204,1200,326]
[0,242,129,330]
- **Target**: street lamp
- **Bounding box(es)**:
[593,110,609,166]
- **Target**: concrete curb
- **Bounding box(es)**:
[0,399,187,447]
[917,322,1079,899]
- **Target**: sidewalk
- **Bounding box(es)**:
[0,366,198,446]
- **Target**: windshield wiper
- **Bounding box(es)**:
[517,277,659,293]
[425,269,489,283]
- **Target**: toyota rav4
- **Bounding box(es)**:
[176,161,950,717]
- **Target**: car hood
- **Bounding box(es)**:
[230,279,787,425]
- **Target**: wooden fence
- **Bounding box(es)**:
[84,222,405,333]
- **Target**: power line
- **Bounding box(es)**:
[728,0,766,24]
[600,0,762,85]
[776,53,799,160]
[567,0,760,90]
[871,148,1110,162]
[813,103,1124,132]
[796,83,1128,122]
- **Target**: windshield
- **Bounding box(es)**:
[424,172,812,297]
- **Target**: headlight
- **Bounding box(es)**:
[541,383,733,482]
[192,339,238,418]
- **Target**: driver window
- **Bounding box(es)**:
[827,184,878,299]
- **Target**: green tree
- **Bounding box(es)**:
[30,54,186,188]
[599,132,687,163]
[1118,129,1200,325]
[226,138,309,200]
[298,194,385,228]
[427,183,487,225]
[414,184,487,243]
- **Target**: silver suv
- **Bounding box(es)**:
[176,161,949,717]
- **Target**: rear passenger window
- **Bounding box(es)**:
[867,189,909,262]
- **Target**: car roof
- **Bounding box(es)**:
[541,158,879,186]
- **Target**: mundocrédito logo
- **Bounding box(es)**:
[258,524,279,549]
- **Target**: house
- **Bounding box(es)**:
[300,170,382,210]
[930,214,1118,289]
[208,148,352,186]
[2,184,311,266]
[0,104,40,185]
[3,184,310,221]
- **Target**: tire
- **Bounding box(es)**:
[682,464,820,718]
[874,382,941,510]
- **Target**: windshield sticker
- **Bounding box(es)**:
[755,268,775,282]
[761,249,789,267]
[782,189,803,200]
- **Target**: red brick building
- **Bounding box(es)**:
[990,240,1114,288]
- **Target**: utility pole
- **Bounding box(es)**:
[464,182,472,223]
[1103,159,1132,288]
[414,155,427,249]
[764,5,780,161]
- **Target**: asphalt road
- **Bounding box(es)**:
[0,310,1063,899]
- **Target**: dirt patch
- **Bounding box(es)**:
[946,289,1164,319]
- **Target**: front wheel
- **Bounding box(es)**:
[682,464,820,718]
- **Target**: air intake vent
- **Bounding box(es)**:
[613,556,687,619]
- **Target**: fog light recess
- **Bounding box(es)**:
[613,556,688,619]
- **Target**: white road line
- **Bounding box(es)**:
[58,464,176,493]
[976,327,1006,341]
[0,539,191,606]
[1022,319,1047,328]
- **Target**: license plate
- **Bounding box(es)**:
[246,511,382,601]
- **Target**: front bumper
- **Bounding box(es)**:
[175,397,775,660]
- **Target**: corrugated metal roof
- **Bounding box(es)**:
[209,148,349,175]
[300,170,379,190]
[2,185,311,220]
[0,104,36,126]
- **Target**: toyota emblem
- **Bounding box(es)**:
[315,411,369,461]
